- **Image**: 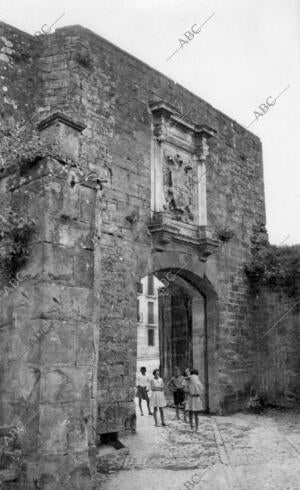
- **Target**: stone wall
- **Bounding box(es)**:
[0,148,99,488]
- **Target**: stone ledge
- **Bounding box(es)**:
[148,212,219,261]
[37,111,87,133]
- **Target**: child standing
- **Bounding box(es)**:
[168,367,185,420]
[185,369,204,432]
[150,369,167,427]
[136,367,152,416]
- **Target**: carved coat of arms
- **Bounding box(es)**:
[162,151,194,224]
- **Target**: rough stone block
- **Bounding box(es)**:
[76,322,95,366]
[40,366,91,404]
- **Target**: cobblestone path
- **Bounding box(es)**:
[96,407,300,489]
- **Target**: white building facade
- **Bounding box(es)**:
[137,274,161,374]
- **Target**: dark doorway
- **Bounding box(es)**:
[156,273,209,412]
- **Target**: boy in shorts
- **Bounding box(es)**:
[136,367,152,415]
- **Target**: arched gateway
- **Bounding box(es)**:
[140,254,219,414]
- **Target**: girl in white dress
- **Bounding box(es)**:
[150,369,167,426]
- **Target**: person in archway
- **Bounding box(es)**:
[136,367,152,416]
[183,367,192,423]
[150,369,167,427]
[185,369,204,432]
[167,366,185,420]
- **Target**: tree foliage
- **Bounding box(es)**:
[245,243,300,298]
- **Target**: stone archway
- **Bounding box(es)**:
[138,251,219,413]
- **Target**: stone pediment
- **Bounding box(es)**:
[148,100,216,145]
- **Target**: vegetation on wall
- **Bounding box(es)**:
[74,49,93,70]
[216,226,235,243]
[0,209,35,281]
[0,125,76,176]
[0,124,109,179]
[245,243,300,298]
[10,47,32,64]
[0,123,110,281]
[0,125,74,282]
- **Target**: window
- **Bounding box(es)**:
[137,281,143,294]
[148,328,154,346]
[147,274,154,295]
[137,299,143,322]
[148,302,154,324]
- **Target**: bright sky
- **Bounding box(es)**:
[1,0,299,245]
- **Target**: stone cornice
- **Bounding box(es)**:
[149,100,217,140]
[37,112,87,133]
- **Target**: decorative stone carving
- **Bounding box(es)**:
[148,100,219,261]
[162,150,194,224]
[197,135,209,162]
